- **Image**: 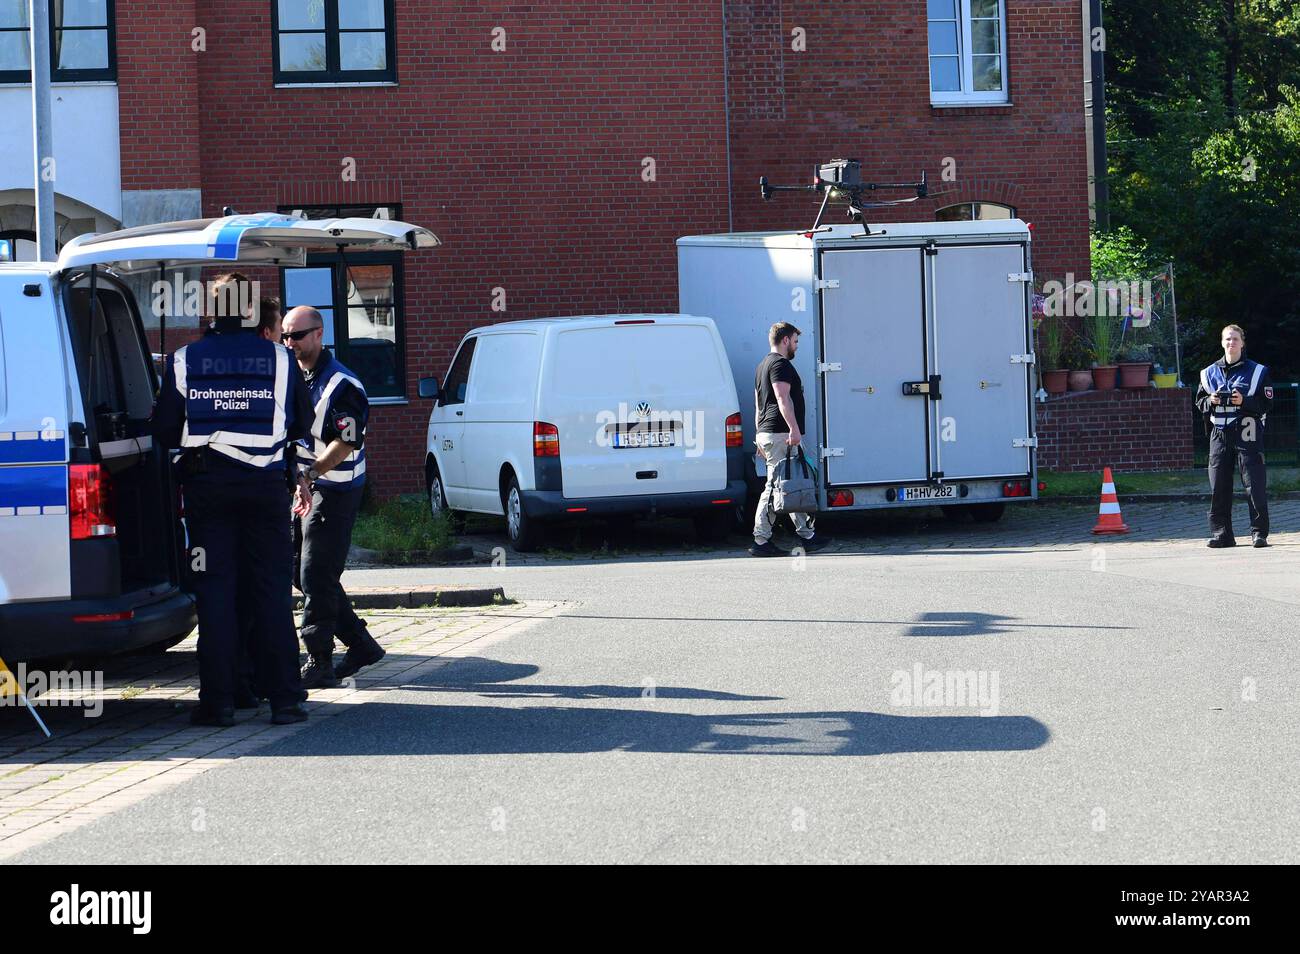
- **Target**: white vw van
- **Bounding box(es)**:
[0,213,438,664]
[420,315,747,551]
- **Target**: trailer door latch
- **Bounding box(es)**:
[1013,437,1039,448]
[902,374,942,400]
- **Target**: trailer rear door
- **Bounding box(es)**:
[929,244,1032,479]
[819,247,929,485]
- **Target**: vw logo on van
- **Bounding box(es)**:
[635,402,652,419]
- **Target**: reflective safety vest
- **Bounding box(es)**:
[298,354,367,490]
[1201,359,1266,429]
[174,333,292,469]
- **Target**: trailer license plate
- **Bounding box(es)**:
[614,430,677,448]
[898,485,955,501]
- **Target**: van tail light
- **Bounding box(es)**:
[69,464,115,539]
[1002,480,1030,498]
[725,413,743,448]
[828,490,854,508]
[533,422,560,457]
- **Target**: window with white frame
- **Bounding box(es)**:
[927,0,1008,105]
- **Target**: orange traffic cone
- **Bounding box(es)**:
[1091,467,1129,534]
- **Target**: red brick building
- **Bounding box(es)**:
[1,1,1092,495]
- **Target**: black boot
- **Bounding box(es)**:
[335,630,386,679]
[300,652,340,690]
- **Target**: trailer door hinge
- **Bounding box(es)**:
[1010,352,1035,364]
[817,361,842,374]
[1013,437,1038,448]
[1008,271,1033,283]
[821,447,844,459]
[814,278,840,291]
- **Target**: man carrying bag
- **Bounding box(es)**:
[750,322,832,556]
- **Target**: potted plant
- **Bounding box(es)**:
[1037,314,1068,394]
[1118,344,1153,388]
[1064,339,1093,392]
[1088,312,1119,390]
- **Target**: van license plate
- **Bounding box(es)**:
[614,431,677,448]
[897,484,955,501]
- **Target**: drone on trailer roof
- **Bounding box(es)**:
[759,159,928,236]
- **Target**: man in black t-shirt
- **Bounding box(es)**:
[750,322,831,556]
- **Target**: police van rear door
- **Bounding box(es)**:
[56,213,441,274]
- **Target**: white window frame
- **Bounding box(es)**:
[928,0,1009,106]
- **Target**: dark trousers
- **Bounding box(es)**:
[184,475,303,710]
[295,485,368,657]
[1208,426,1269,540]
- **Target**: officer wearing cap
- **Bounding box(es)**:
[151,274,315,725]
[281,306,385,689]
[1195,324,1273,548]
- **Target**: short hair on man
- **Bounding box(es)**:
[1222,324,1246,341]
[256,297,282,337]
[769,321,802,347]
[207,271,255,322]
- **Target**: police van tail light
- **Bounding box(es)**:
[725,413,743,448]
[533,422,560,457]
[69,464,116,539]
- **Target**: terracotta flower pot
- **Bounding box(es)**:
[1067,370,1093,392]
[1119,361,1152,388]
[1092,365,1118,390]
[1042,369,1069,395]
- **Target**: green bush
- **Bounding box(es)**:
[353,496,453,554]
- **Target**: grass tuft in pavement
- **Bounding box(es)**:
[353,495,454,554]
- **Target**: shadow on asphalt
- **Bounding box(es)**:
[0,654,1050,760]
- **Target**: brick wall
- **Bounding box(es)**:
[1036,388,1194,473]
[116,1,1092,497]
[725,0,1091,280]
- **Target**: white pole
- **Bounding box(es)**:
[29,0,56,261]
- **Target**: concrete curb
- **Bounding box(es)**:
[347,544,477,566]
[297,585,506,611]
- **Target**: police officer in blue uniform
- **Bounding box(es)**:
[1194,324,1273,548]
[281,306,386,688]
[151,274,315,725]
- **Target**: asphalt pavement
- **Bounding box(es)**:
[11,499,1299,863]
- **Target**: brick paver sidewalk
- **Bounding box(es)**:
[0,601,561,860]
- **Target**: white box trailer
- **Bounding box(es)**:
[678,219,1038,518]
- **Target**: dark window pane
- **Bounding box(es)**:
[936,204,975,222]
[926,0,955,19]
[0,1,28,28]
[316,308,336,349]
[279,32,326,72]
[55,29,108,70]
[278,0,324,31]
[283,267,334,309]
[974,203,1014,220]
[971,0,1000,19]
[929,56,960,92]
[339,0,386,30]
[61,0,109,27]
[339,31,386,71]
[442,339,476,406]
[0,29,30,70]
[973,54,1002,91]
[927,21,958,56]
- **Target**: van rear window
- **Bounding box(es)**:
[551,325,720,397]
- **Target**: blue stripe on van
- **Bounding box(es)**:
[0,465,67,510]
[0,433,65,464]
[209,214,300,260]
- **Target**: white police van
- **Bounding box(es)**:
[0,213,438,664]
